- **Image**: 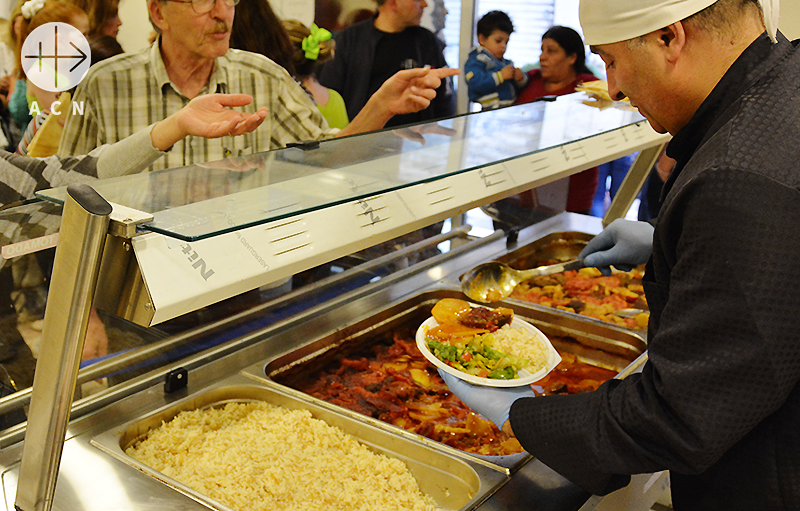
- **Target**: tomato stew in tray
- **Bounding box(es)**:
[262,290,646,464]
[493,232,649,330]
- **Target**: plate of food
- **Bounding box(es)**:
[416,298,561,388]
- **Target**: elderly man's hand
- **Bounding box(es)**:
[376,67,460,117]
[151,93,268,151]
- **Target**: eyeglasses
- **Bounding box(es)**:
[165,0,238,14]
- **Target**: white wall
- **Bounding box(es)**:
[780,0,800,39]
[339,0,375,25]
[271,0,313,25]
[116,0,153,53]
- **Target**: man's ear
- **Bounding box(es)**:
[148,0,168,32]
[657,22,687,63]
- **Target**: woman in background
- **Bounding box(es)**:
[15,1,89,114]
[516,26,599,215]
[283,19,348,129]
[516,25,597,103]
[14,0,91,156]
[229,0,296,76]
[69,0,121,39]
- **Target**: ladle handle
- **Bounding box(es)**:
[517,259,585,280]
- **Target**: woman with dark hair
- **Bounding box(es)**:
[229,0,296,77]
[512,25,599,215]
[516,25,596,103]
[68,0,121,39]
[88,33,123,63]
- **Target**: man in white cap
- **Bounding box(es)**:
[439,1,800,509]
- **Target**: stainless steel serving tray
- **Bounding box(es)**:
[241,289,646,471]
[91,374,506,511]
[498,231,593,270]
[484,231,648,334]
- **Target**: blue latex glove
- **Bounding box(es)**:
[578,219,654,275]
[438,369,536,430]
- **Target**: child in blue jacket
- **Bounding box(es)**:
[464,11,527,110]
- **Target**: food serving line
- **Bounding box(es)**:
[1,215,667,511]
[0,94,671,511]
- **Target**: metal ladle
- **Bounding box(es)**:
[461,260,585,303]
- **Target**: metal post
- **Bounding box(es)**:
[456,0,475,114]
[601,142,666,227]
[15,185,112,511]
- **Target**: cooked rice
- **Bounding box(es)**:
[126,402,438,511]
[490,324,548,374]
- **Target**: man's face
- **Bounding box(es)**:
[593,40,673,134]
[151,0,234,61]
[395,0,427,28]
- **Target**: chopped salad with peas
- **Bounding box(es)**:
[427,333,528,380]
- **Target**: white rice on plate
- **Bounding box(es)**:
[490,324,548,374]
[126,401,438,511]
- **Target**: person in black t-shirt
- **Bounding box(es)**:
[319,0,455,128]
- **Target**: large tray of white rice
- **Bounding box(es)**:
[90,383,504,511]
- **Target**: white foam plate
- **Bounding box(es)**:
[416,314,561,388]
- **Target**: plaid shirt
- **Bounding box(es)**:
[58,42,337,175]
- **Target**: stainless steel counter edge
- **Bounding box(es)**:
[1,213,617,511]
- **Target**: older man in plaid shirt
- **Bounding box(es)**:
[57,0,456,176]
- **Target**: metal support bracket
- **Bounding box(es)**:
[15,185,112,511]
[602,142,667,227]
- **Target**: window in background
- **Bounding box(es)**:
[435,0,558,71]
[439,0,461,69]
[552,0,606,78]
[429,0,603,78]
[472,1,555,69]
[434,0,558,69]
[425,0,556,113]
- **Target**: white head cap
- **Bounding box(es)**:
[579,0,780,46]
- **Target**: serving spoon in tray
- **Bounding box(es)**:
[461,259,585,303]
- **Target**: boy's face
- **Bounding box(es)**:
[478,29,510,61]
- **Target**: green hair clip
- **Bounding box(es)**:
[301,24,332,61]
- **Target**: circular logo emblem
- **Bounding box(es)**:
[21,22,91,93]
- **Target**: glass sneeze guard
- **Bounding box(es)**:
[36,94,650,241]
